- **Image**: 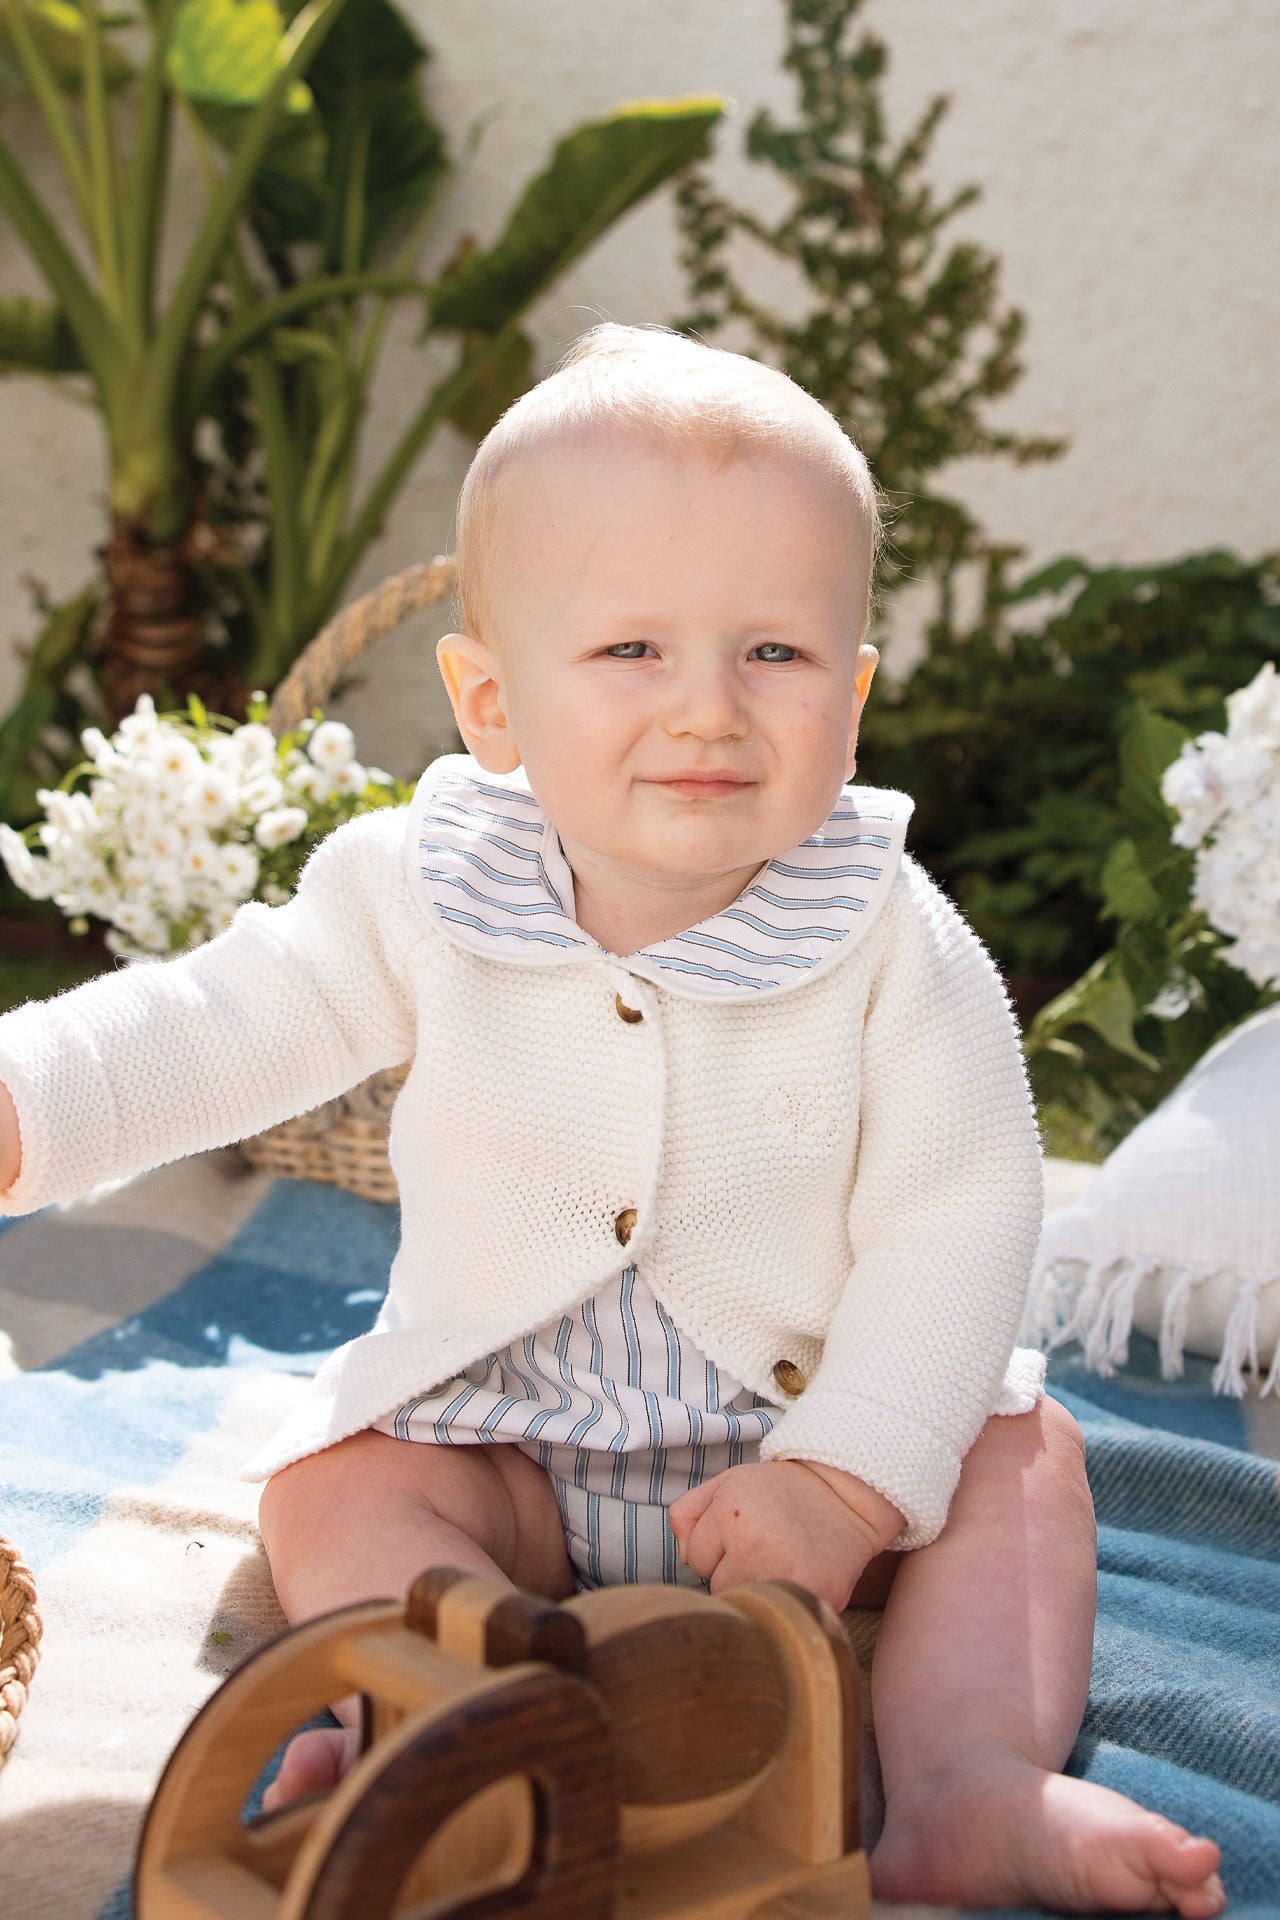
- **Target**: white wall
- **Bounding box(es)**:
[1,0,1276,778]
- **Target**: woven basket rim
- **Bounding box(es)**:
[0,1533,42,1771]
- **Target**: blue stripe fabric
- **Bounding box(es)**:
[371,1262,777,1592]
[414,758,909,995]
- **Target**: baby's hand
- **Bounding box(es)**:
[0,1080,19,1194]
[667,1459,902,1613]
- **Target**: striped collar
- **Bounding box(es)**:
[406,754,913,1000]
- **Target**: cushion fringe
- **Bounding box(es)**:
[1030,1254,1280,1396]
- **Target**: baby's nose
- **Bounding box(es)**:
[667,661,748,738]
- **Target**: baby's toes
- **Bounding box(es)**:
[1157,1848,1226,1920]
[1105,1818,1224,1917]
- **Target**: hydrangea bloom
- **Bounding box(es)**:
[0,694,400,959]
[1161,661,1280,990]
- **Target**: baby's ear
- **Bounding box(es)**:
[845,642,879,780]
[436,633,520,773]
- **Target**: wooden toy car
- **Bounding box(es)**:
[136,1568,869,1919]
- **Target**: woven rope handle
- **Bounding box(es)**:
[0,1534,42,1770]
[266,557,457,739]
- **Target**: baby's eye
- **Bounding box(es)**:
[752,642,799,663]
[603,642,653,659]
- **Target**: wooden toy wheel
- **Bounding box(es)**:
[296,1664,617,1920]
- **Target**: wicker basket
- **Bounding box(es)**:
[236,557,456,1203]
[0,1533,41,1772]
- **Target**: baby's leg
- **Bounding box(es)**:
[255,1428,573,1807]
[867,1395,1225,1916]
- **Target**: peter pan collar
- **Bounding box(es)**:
[406,754,913,1001]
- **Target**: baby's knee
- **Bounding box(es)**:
[963,1395,1092,1522]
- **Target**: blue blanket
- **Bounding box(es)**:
[1,1160,1277,1918]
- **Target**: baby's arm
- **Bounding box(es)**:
[754,858,1044,1553]
[0,806,418,1215]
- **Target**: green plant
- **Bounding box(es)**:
[192,0,725,693]
[868,550,1280,981]
[671,0,1060,618]
[0,0,359,730]
[0,0,724,822]
[1025,701,1272,1155]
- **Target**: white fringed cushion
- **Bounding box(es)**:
[1029,1005,1280,1397]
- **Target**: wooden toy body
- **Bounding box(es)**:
[136,1571,870,1920]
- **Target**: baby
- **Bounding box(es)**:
[0,324,1224,1913]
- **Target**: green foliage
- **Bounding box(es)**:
[868,549,1280,979]
[0,0,132,93]
[0,583,102,825]
[0,0,724,828]
[1024,701,1273,1154]
[671,0,1061,611]
[193,55,723,688]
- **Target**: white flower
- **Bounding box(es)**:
[365,766,394,787]
[182,766,239,828]
[1169,662,1280,991]
[205,735,247,776]
[152,861,189,914]
[307,720,356,769]
[79,726,119,771]
[331,759,367,796]
[218,842,260,897]
[181,834,222,883]
[1162,746,1223,848]
[149,731,204,796]
[135,820,184,865]
[117,693,159,743]
[1225,661,1280,746]
[112,899,167,949]
[254,805,309,850]
[232,722,278,766]
[240,769,285,814]
[0,824,56,899]
[284,760,324,800]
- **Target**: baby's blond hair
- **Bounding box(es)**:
[452,322,881,648]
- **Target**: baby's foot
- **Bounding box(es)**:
[871,1739,1225,1916]
[260,1725,362,1813]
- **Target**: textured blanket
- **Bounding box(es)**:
[0,1151,1277,1919]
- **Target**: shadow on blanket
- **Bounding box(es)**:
[0,1159,1278,1918]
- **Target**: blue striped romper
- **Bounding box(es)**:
[372,1263,777,1592]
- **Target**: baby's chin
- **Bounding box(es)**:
[584,825,789,886]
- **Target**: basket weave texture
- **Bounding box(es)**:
[236,558,455,1203]
[0,1533,41,1771]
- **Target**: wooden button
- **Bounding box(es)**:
[614,1207,638,1246]
[771,1359,806,1397]
[614,993,644,1024]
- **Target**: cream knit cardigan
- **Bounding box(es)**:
[0,757,1044,1548]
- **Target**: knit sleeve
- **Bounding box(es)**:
[0,805,420,1217]
[757,857,1044,1549]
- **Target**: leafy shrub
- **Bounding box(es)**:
[867,550,1280,981]
[1024,701,1273,1155]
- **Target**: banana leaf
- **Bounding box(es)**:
[0,0,132,92]
[190,0,447,267]
[445,326,536,440]
[166,0,313,112]
[430,98,723,331]
[0,292,83,372]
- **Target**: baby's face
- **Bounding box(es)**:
[439,436,877,892]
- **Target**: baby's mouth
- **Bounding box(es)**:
[651,771,755,798]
